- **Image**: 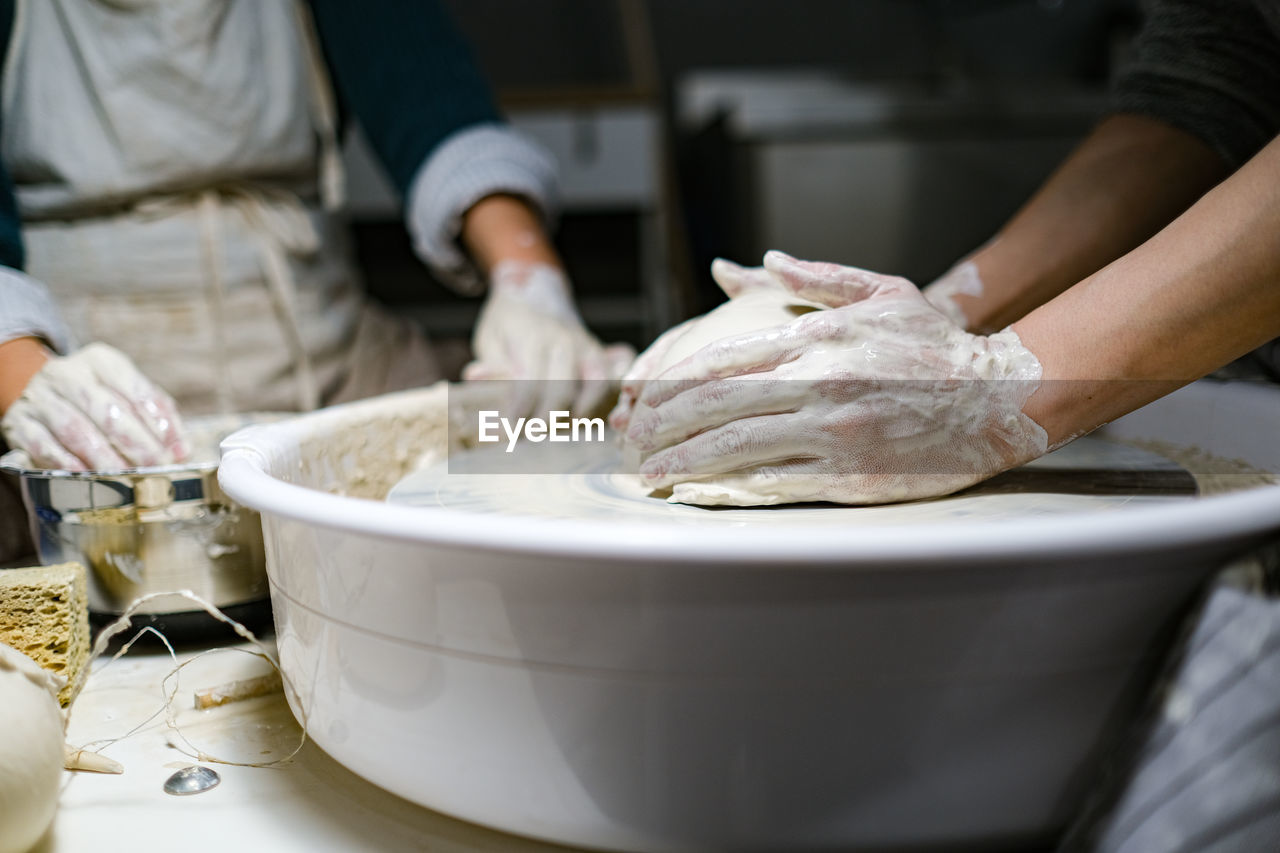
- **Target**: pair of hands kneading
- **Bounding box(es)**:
[610,251,1049,506]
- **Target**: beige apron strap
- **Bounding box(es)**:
[194,192,236,414]
[291,0,344,212]
[226,188,322,411]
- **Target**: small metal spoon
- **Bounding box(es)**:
[163,765,220,796]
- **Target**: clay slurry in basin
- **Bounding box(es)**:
[384,434,1268,527]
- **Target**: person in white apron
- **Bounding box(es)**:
[0,0,630,478]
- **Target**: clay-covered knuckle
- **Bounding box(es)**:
[694,334,784,379]
[639,434,732,485]
[697,377,803,429]
[780,273,868,309]
[634,369,702,412]
[637,444,683,486]
[643,378,767,451]
[623,406,661,450]
[790,310,853,347]
[702,419,800,473]
[766,251,906,305]
[763,251,843,302]
[97,400,170,466]
[625,401,687,452]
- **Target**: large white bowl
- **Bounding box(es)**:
[218,380,1280,852]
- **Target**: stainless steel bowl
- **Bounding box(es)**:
[0,415,282,616]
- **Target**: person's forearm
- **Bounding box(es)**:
[1016,134,1280,447]
[956,114,1229,332]
[0,336,50,414]
[460,194,561,277]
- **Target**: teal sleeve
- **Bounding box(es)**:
[306,0,504,198]
[0,0,23,270]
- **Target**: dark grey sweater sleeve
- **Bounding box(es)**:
[1112,0,1280,169]
[0,0,22,270]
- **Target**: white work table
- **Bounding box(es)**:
[39,636,580,853]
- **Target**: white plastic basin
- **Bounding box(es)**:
[218,379,1280,852]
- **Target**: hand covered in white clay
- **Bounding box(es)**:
[623,251,1049,506]
[466,261,634,416]
[609,257,783,432]
[1,343,190,471]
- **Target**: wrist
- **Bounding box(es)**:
[0,337,52,415]
[462,194,560,276]
[1010,308,1183,449]
[923,260,983,329]
[953,241,1067,334]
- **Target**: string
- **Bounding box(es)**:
[64,590,310,772]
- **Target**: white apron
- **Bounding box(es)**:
[1,0,438,415]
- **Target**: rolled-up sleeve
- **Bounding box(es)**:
[307,0,559,293]
[0,266,74,352]
[405,123,557,294]
[1112,0,1280,169]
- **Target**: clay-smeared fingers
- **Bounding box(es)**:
[638,416,816,488]
[764,251,914,308]
[634,329,803,411]
[625,376,807,453]
[710,258,782,299]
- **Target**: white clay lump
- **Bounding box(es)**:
[0,642,64,853]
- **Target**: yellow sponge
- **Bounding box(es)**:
[0,562,91,706]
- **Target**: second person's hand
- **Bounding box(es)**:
[1,341,190,471]
[465,260,634,417]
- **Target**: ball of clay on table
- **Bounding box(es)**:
[0,643,64,853]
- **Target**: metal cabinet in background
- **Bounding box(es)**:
[677,71,1106,289]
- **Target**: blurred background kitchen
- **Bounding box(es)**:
[344,0,1141,375]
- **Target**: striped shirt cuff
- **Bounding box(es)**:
[0,265,75,353]
[407,122,559,295]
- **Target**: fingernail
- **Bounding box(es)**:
[763,250,795,268]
